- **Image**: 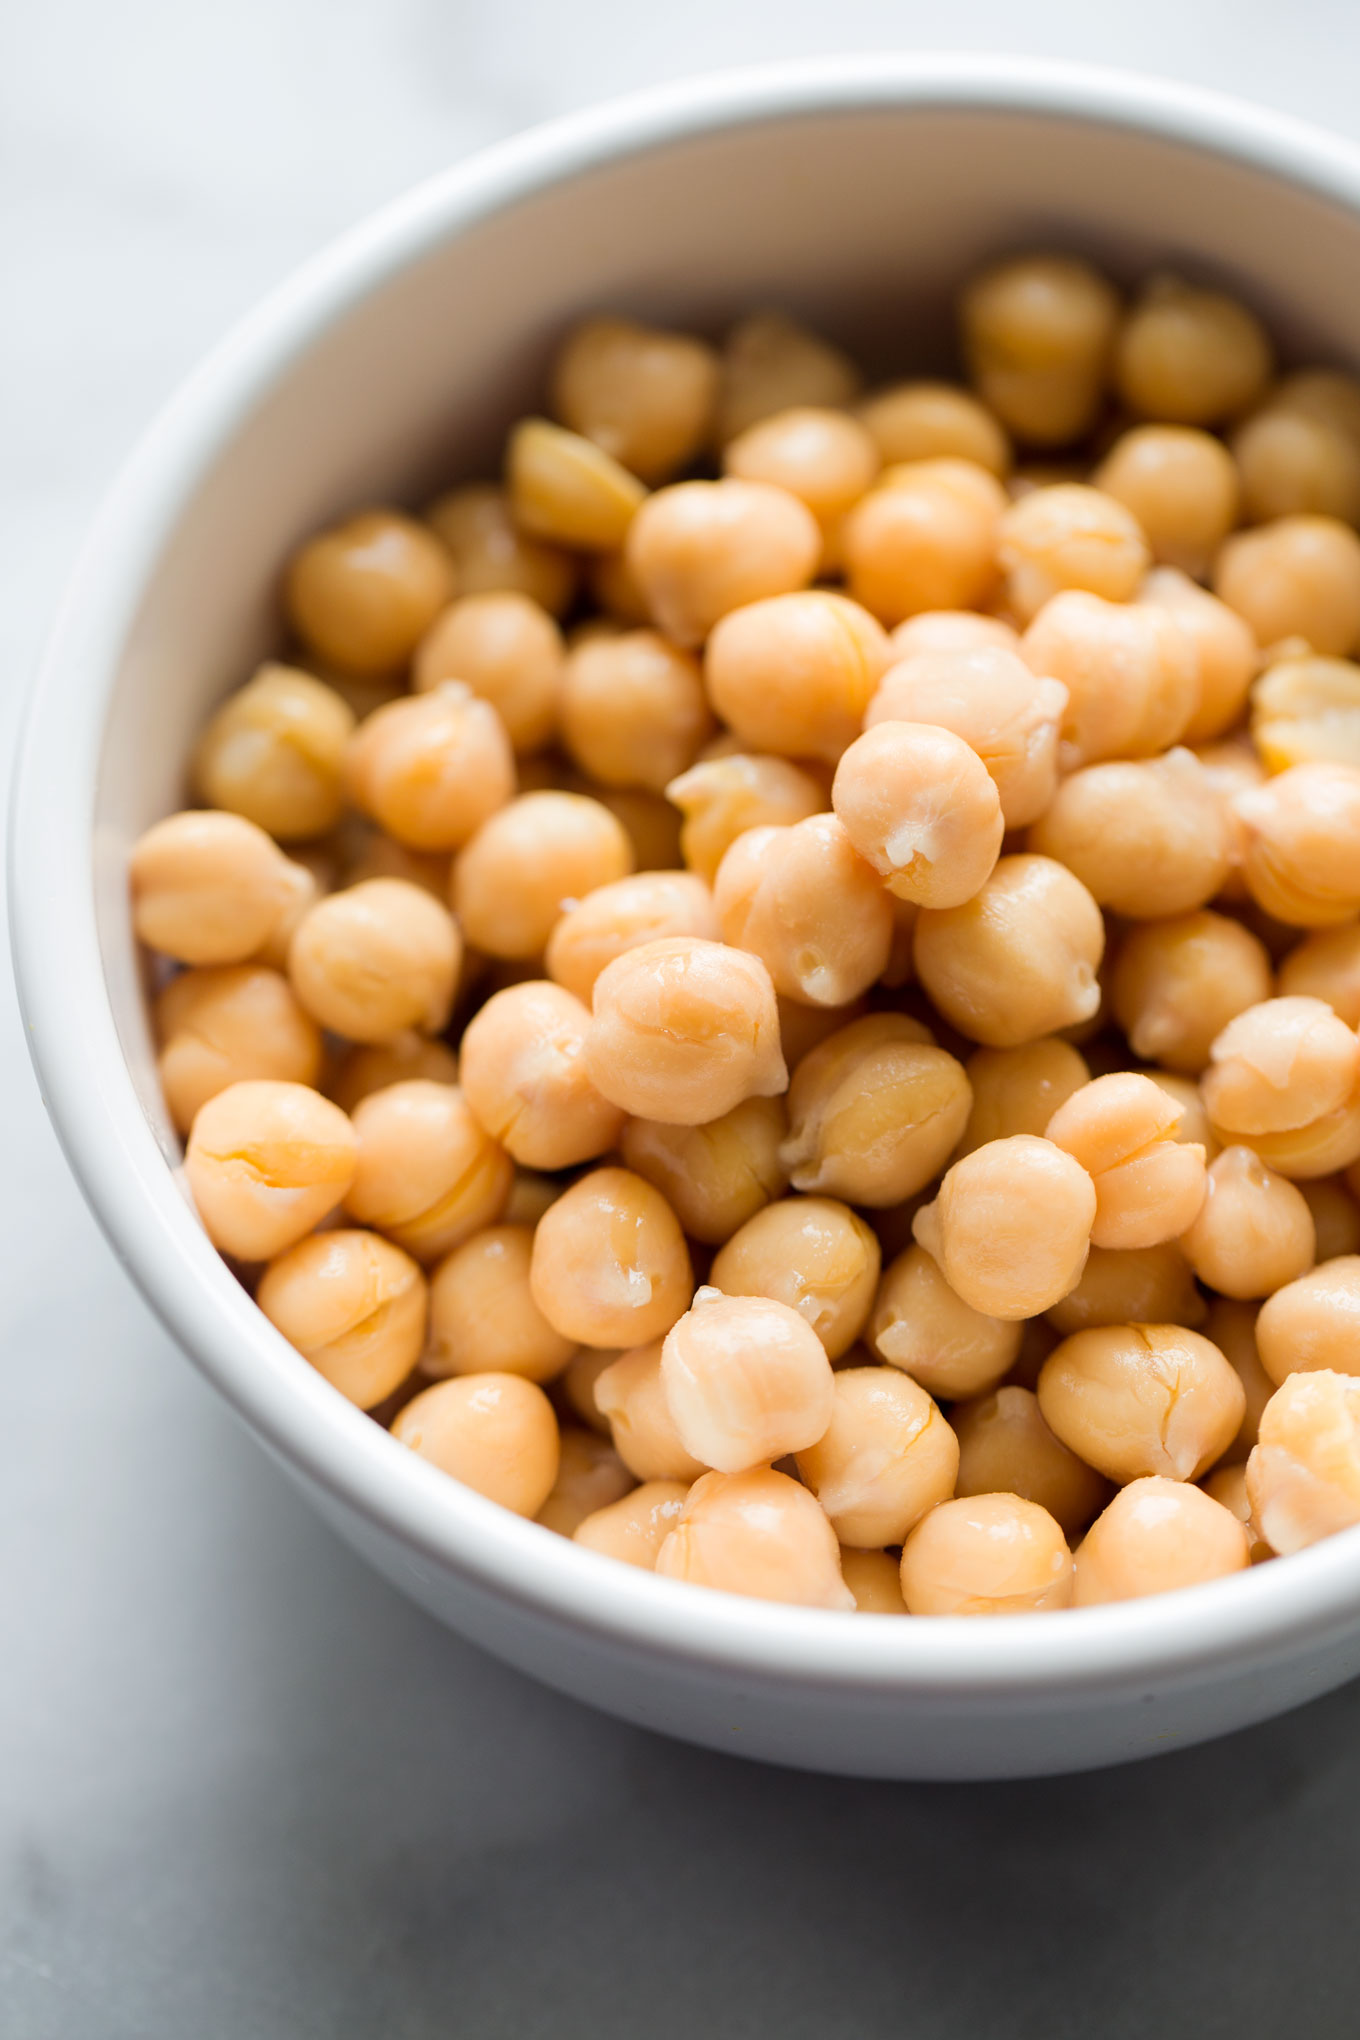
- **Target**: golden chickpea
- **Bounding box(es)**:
[900,1494,1073,1615]
[1303,1177,1360,1261]
[913,1135,1096,1319]
[956,1038,1090,1158]
[256,1225,425,1409]
[1204,998,1360,1158]
[1029,749,1232,920]
[192,663,354,841]
[842,459,1006,625]
[392,1372,560,1517]
[781,1016,972,1207]
[574,1480,690,1568]
[660,1286,835,1473]
[344,684,516,852]
[1115,277,1272,424]
[1247,1367,1360,1552]
[154,964,323,1133]
[1019,591,1199,768]
[704,590,890,762]
[288,879,460,1042]
[1203,1297,1276,1461]
[1140,568,1259,745]
[130,810,313,967]
[507,417,646,551]
[1234,764,1360,928]
[1110,912,1273,1075]
[459,981,623,1170]
[868,1243,1021,1398]
[559,630,712,790]
[913,854,1105,1048]
[536,1427,635,1537]
[1094,425,1240,577]
[625,479,821,648]
[1255,1256,1360,1386]
[1232,404,1360,525]
[952,1386,1110,1536]
[1038,1323,1245,1484]
[412,589,565,754]
[839,1548,909,1613]
[529,1166,691,1349]
[328,1034,459,1114]
[724,406,881,557]
[1045,1072,1207,1251]
[343,1079,512,1262]
[864,645,1068,831]
[184,1079,357,1261]
[620,1096,787,1247]
[857,381,1011,475]
[1214,515,1360,655]
[960,254,1121,446]
[795,1366,957,1548]
[655,1464,854,1608]
[545,871,717,1005]
[584,936,784,1125]
[593,1341,707,1482]
[996,483,1150,624]
[832,721,1003,910]
[715,312,863,444]
[714,816,892,1007]
[889,611,1019,659]
[284,509,455,676]
[424,1223,575,1383]
[1044,1243,1206,1337]
[1073,1477,1251,1604]
[665,752,826,885]
[711,1195,880,1359]
[453,792,632,960]
[549,316,718,483]
[1180,1145,1315,1299]
[425,483,577,618]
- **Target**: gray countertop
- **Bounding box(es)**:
[7,5,1360,2033]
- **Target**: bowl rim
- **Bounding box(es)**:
[14,49,1360,1700]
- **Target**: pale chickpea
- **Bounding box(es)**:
[130,811,313,966]
[284,509,455,675]
[545,871,718,1005]
[154,964,323,1133]
[328,1035,460,1114]
[1247,1368,1360,1552]
[559,630,712,790]
[625,479,821,648]
[654,1465,854,1609]
[1029,749,1231,920]
[794,1366,957,1548]
[724,407,881,558]
[1251,654,1360,774]
[412,589,565,753]
[258,1227,427,1406]
[425,1224,576,1383]
[960,254,1121,446]
[1044,1243,1206,1338]
[956,1038,1090,1158]
[781,1016,972,1208]
[574,1480,690,1569]
[1045,1072,1207,1251]
[711,1195,880,1359]
[459,981,623,1170]
[952,1386,1110,1536]
[529,1166,692,1349]
[889,611,1019,659]
[665,752,827,885]
[507,417,646,551]
[1038,1323,1245,1484]
[344,684,516,851]
[839,1548,909,1613]
[913,854,1105,1048]
[913,1135,1097,1319]
[343,1079,512,1262]
[1019,592,1199,768]
[192,663,355,841]
[1203,999,1360,1169]
[1073,1477,1251,1604]
[868,1243,1021,1398]
[842,459,1006,625]
[832,721,1003,909]
[1214,515,1360,655]
[425,483,577,618]
[1302,1177,1360,1261]
[1203,1297,1276,1461]
[857,381,1011,476]
[1110,912,1273,1075]
[714,312,862,444]
[864,645,1068,830]
[660,1286,835,1473]
[584,936,784,1125]
[453,792,633,960]
[1234,764,1360,927]
[549,316,718,482]
[288,879,461,1042]
[620,1096,787,1247]
[536,1428,635,1537]
[593,1341,707,1482]
[900,1494,1073,1615]
[1232,404,1360,524]
[1115,277,1272,425]
[996,484,1150,623]
[1180,1145,1316,1299]
[392,1372,559,1517]
[704,590,891,762]
[714,816,892,1007]
[1094,426,1240,577]
[185,1079,358,1261]
[1140,568,1259,744]
[1255,1257,1360,1386]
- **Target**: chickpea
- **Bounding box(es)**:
[130,810,313,967]
[792,1366,956,1548]
[620,1095,787,1247]
[453,792,633,960]
[956,1038,1090,1158]
[776,993,872,1073]
[857,381,1011,476]
[192,663,354,842]
[1247,1368,1360,1552]
[1115,277,1272,424]
[546,871,717,1005]
[184,1079,357,1261]
[913,1135,1096,1320]
[724,407,881,558]
[254,1227,427,1415]
[1203,999,1360,1169]
[574,1480,691,1569]
[654,1465,854,1609]
[392,1372,560,1517]
[781,1016,972,1207]
[952,1386,1110,1536]
[960,254,1121,446]
[344,684,516,852]
[715,312,862,444]
[459,981,623,1170]
[1110,912,1273,1076]
[665,752,826,885]
[562,1346,617,1435]
[831,721,1003,910]
[1094,425,1240,577]
[1045,1243,1206,1337]
[704,590,890,762]
[549,316,718,483]
[507,417,646,552]
[714,815,892,1007]
[536,1428,635,1537]
[1234,764,1360,928]
[625,479,821,649]
[913,854,1105,1048]
[1269,368,1360,444]
[1201,1461,1271,1563]
[1180,1146,1315,1299]
[842,459,1006,625]
[1020,591,1199,771]
[1251,653,1360,774]
[288,879,460,1042]
[1045,1072,1206,1251]
[1074,1477,1251,1604]
[284,509,455,676]
[659,1286,835,1473]
[1214,515,1360,655]
[1232,404,1360,525]
[584,936,784,1125]
[1203,1297,1276,1462]
[839,1548,909,1613]
[1141,568,1259,744]
[343,1079,512,1262]
[900,1494,1073,1615]
[1038,1323,1244,1483]
[425,483,577,618]
[593,1340,707,1482]
[412,589,565,754]
[1029,749,1231,921]
[529,1166,691,1349]
[889,611,1019,659]
[328,1035,459,1114]
[865,645,1068,831]
[869,1243,1021,1398]
[1149,1072,1220,1159]
[711,1195,880,1359]
[1255,1257,1360,1386]
[559,629,712,790]
[1302,1177,1360,1261]
[423,1223,576,1384]
[154,964,322,1133]
[996,484,1150,624]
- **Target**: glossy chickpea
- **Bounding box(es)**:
[284,509,455,675]
[1140,568,1259,744]
[832,721,1003,910]
[192,664,354,840]
[154,964,323,1133]
[914,854,1105,1048]
[424,1224,576,1383]
[900,1495,1073,1615]
[257,1226,425,1408]
[839,1548,909,1613]
[1044,1243,1206,1337]
[996,484,1150,624]
[1234,765,1360,928]
[130,811,313,966]
[660,1287,835,1473]
[889,611,1019,659]
[546,871,717,1005]
[574,1480,691,1568]
[955,1039,1090,1158]
[868,1243,1021,1398]
[1094,425,1240,577]
[711,1195,880,1359]
[656,1466,854,1607]
[705,590,890,762]
[343,1079,512,1262]
[714,312,862,444]
[507,418,646,552]
[665,752,826,885]
[1115,277,1272,424]
[460,981,623,1170]
[288,879,460,1042]
[329,1035,459,1114]
[1074,1477,1251,1604]
[184,1079,357,1262]
[535,1428,635,1537]
[1181,1145,1316,1299]
[593,1341,707,1483]
[1038,1323,1245,1484]
[1302,1177,1360,1261]
[864,645,1067,831]
[1020,592,1199,768]
[453,792,632,960]
[549,316,718,482]
[344,684,516,851]
[1251,655,1360,774]
[714,815,892,1007]
[781,1016,972,1207]
[620,1096,787,1247]
[1247,1368,1360,1552]
[529,1166,691,1349]
[392,1372,559,1516]
[1203,1297,1276,1462]
[625,479,821,648]
[1029,749,1231,920]
[559,630,712,790]
[857,381,1011,475]
[1255,1258,1360,1386]
[913,1136,1096,1319]
[1045,1073,1207,1251]
[584,936,784,1125]
[1203,999,1360,1176]
[1214,515,1360,655]
[842,459,1006,625]
[412,589,565,754]
[1110,913,1273,1076]
[960,254,1121,446]
[425,483,577,618]
[952,1386,1109,1536]
[724,406,881,559]
[794,1366,956,1548]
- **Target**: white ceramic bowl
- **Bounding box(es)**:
[15,54,1360,1780]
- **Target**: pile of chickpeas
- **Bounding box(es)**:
[130,256,1360,1620]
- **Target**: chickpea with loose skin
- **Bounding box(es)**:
[1251,655,1360,775]
[1045,1073,1208,1251]
[620,1096,788,1247]
[344,684,516,851]
[1247,1368,1360,1552]
[193,664,355,841]
[260,1228,427,1407]
[154,964,323,1133]
[549,316,718,482]
[284,509,456,676]
[780,1016,972,1208]
[952,1387,1110,1537]
[665,752,827,885]
[1202,996,1360,1178]
[289,879,461,1042]
[654,1467,855,1610]
[960,254,1121,446]
[711,1195,881,1359]
[584,936,785,1125]
[545,871,718,1005]
[913,855,1105,1048]
[864,645,1068,830]
[1110,912,1273,1075]
[529,1166,692,1350]
[704,589,891,763]
[869,1243,1021,1399]
[714,815,893,1007]
[459,981,624,1170]
[185,1079,358,1262]
[1074,1478,1251,1604]
[393,1372,560,1517]
[453,792,633,960]
[913,1136,1098,1320]
[900,1495,1074,1616]
[131,811,315,967]
[625,479,822,647]
[1234,764,1360,928]
[1037,1323,1245,1484]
